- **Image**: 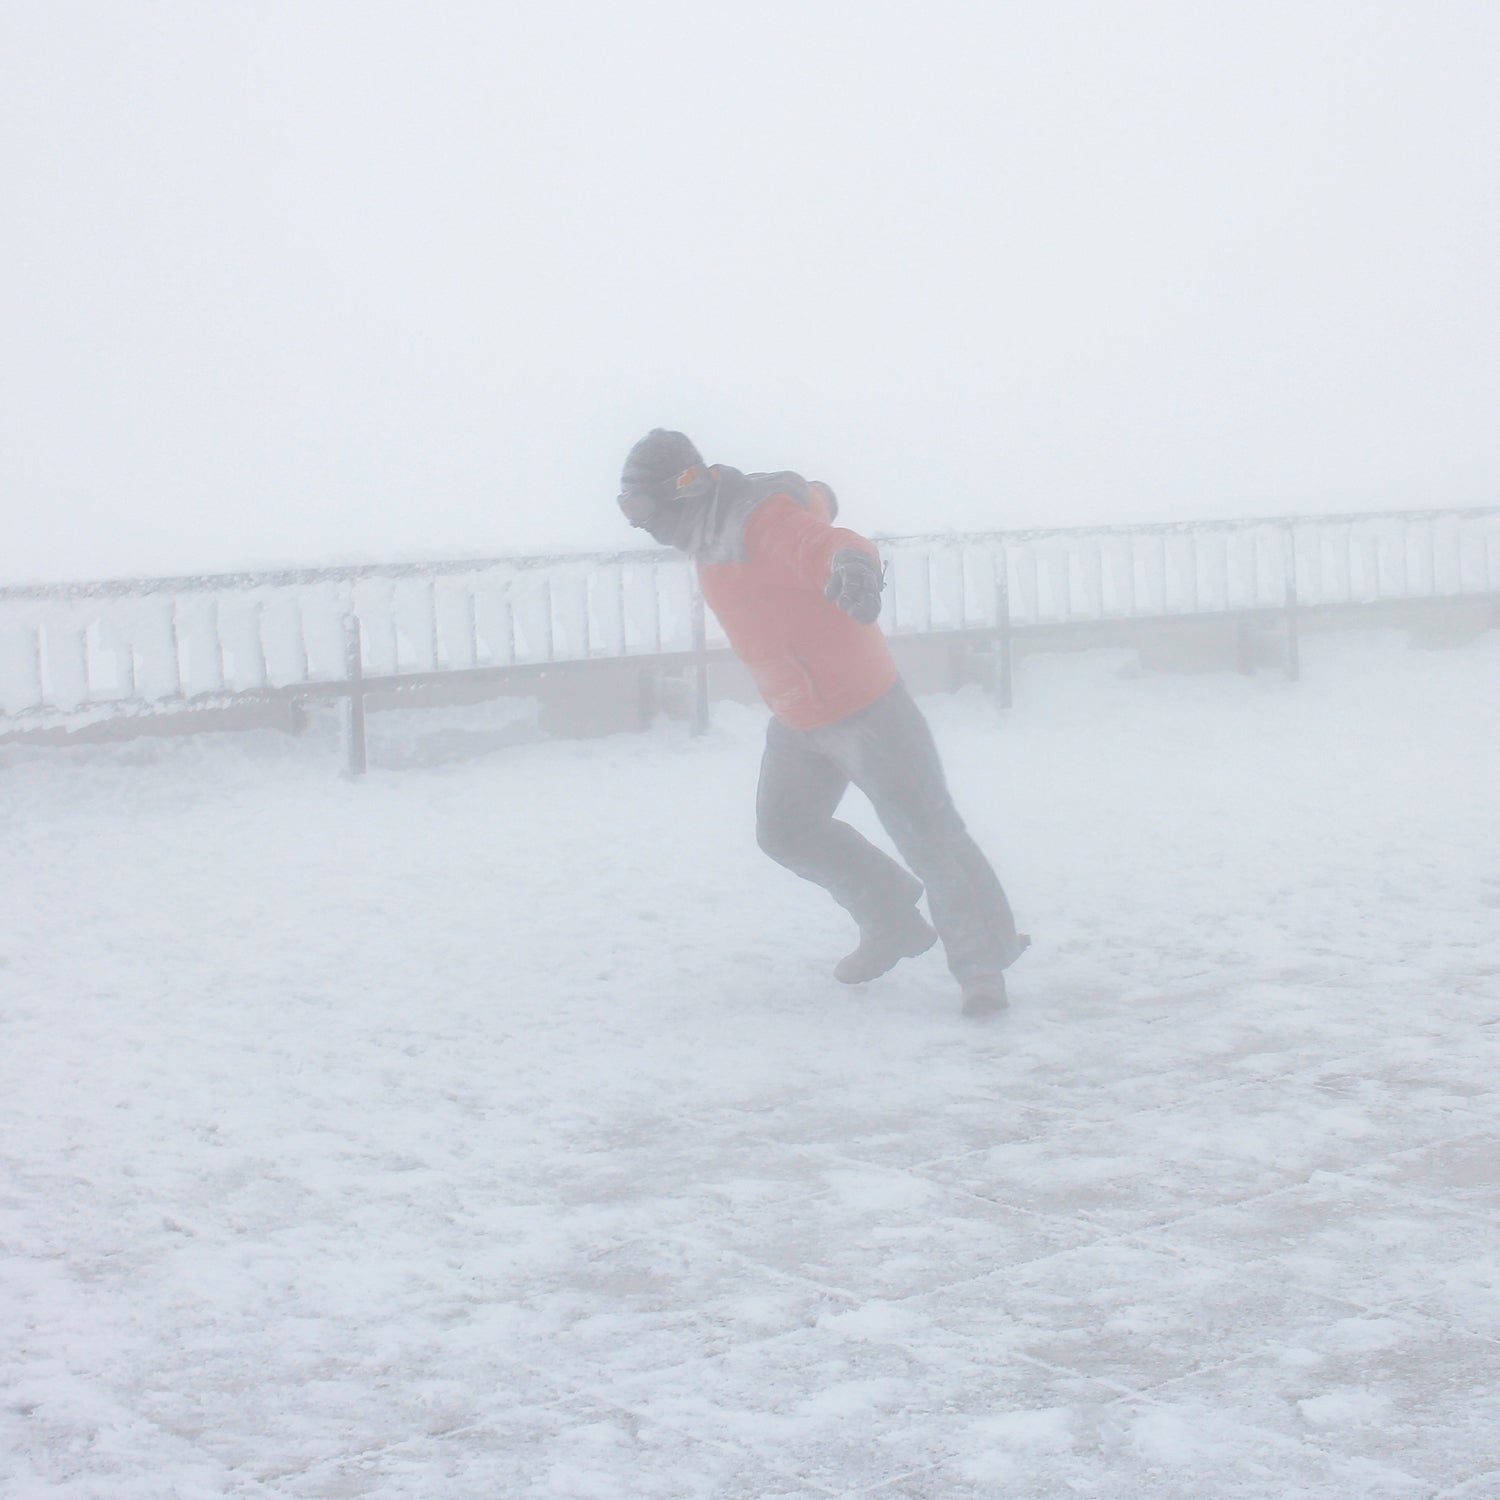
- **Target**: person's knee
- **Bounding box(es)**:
[756,811,806,865]
[881,800,966,858]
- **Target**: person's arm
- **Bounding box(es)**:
[742,493,881,591]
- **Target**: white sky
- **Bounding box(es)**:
[3,0,1498,582]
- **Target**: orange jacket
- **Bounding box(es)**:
[697,482,897,730]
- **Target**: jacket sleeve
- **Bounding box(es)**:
[741,493,881,590]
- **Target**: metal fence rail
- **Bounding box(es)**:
[3,507,1497,749]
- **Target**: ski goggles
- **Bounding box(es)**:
[617,464,709,524]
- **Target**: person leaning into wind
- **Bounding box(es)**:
[617,429,1029,1018]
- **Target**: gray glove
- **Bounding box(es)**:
[824,548,884,624]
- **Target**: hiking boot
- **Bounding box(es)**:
[833,909,937,984]
[960,974,1009,1019]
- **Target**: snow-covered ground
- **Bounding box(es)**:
[3,629,1498,1499]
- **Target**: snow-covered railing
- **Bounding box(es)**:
[0,551,698,732]
[3,507,1497,745]
[880,507,1500,632]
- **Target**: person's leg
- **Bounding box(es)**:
[813,682,1024,988]
[755,713,924,931]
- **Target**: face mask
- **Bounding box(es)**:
[617,484,671,527]
[618,464,712,544]
[637,498,690,546]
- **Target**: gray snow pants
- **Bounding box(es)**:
[755,680,1024,985]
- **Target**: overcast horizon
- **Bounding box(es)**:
[4,0,1499,585]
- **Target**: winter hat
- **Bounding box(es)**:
[620,429,704,501]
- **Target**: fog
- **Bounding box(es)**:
[4,0,1498,584]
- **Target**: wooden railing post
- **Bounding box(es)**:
[690,586,710,736]
[1282,525,1301,682]
[994,548,1014,709]
[342,611,367,775]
